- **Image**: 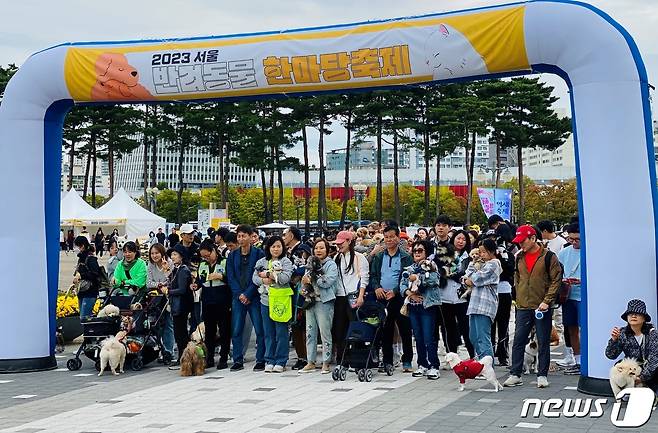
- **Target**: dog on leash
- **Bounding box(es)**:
[610,358,642,398]
[524,340,538,374]
[445,352,503,392]
[181,324,207,376]
[98,330,127,376]
[97,304,120,318]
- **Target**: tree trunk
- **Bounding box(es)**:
[150,135,157,188]
[142,108,149,203]
[67,141,75,191]
[91,141,97,207]
[108,148,115,197]
[393,132,400,225]
[82,145,92,199]
[276,145,284,223]
[517,145,525,224]
[218,135,226,207]
[423,131,431,225]
[268,144,275,223]
[495,138,502,188]
[302,127,310,235]
[340,113,352,228]
[260,168,268,224]
[223,138,231,210]
[176,140,185,224]
[318,119,326,233]
[465,131,476,225]
[435,153,442,216]
[376,116,383,221]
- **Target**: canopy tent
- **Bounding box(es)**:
[59,188,96,225]
[257,223,290,230]
[88,188,165,239]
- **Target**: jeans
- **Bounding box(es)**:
[381,295,413,365]
[491,293,512,362]
[261,303,290,367]
[189,302,202,334]
[510,308,553,377]
[78,297,96,320]
[306,300,335,364]
[160,310,175,356]
[440,302,475,358]
[231,298,265,364]
[332,296,356,360]
[173,313,190,361]
[469,314,494,359]
[409,305,440,369]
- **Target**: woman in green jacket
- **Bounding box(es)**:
[114,241,147,296]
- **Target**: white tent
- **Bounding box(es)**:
[257,222,289,230]
[60,188,96,225]
[89,188,165,239]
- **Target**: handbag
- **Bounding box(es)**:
[269,287,294,322]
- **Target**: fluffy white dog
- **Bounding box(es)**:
[445,352,502,392]
[610,358,642,398]
[97,304,120,318]
[98,330,127,376]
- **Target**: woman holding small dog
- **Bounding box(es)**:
[299,239,339,374]
[463,239,501,360]
[400,240,442,380]
[163,244,194,370]
[253,236,294,372]
[606,299,658,392]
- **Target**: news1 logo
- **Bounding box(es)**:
[520,388,654,428]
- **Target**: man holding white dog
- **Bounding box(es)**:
[503,225,562,389]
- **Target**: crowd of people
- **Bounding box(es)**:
[66,214,658,394]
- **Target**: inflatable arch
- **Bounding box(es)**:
[0,0,654,395]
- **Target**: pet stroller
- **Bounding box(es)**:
[122,290,171,371]
[332,300,390,382]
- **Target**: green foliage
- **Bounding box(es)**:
[83,194,109,208]
[155,189,202,223]
[0,64,18,104]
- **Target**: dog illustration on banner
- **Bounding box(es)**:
[91,52,152,101]
[424,24,488,80]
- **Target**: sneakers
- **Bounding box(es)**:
[537,376,550,388]
[556,348,576,368]
[272,365,285,373]
[264,364,274,373]
[298,363,316,373]
[230,362,244,371]
[402,362,413,373]
[291,359,307,370]
[427,368,440,380]
[217,359,228,370]
[564,365,581,375]
[253,362,266,371]
[321,363,331,374]
[168,360,181,371]
[503,375,523,387]
[412,366,428,377]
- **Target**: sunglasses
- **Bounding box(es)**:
[413,249,425,253]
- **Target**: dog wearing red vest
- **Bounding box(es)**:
[445,352,503,392]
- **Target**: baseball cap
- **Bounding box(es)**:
[179,223,194,234]
[512,225,537,244]
[334,231,355,245]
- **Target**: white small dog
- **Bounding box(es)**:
[610,358,642,398]
[445,352,503,392]
[523,340,538,375]
[97,304,120,318]
[98,330,127,376]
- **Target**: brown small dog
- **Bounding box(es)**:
[91,52,153,101]
[180,324,207,376]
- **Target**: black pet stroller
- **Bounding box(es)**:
[66,286,170,372]
[332,300,390,382]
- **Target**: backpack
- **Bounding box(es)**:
[96,265,112,294]
[515,249,566,307]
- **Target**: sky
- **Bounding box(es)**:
[2,0,656,165]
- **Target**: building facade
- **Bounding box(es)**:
[326,141,410,171]
[61,155,109,192]
[114,140,258,193]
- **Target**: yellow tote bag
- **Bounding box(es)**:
[269,287,294,323]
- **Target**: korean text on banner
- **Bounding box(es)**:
[477,188,512,221]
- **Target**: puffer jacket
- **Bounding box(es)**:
[513,244,562,310]
[606,324,658,383]
[400,263,441,308]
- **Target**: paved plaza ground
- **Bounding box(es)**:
[0,252,654,432]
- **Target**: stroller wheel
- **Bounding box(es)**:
[385,364,394,376]
[94,360,101,372]
[331,367,340,381]
[365,369,373,382]
[131,356,144,371]
[67,358,82,371]
[339,368,347,381]
[357,369,365,382]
